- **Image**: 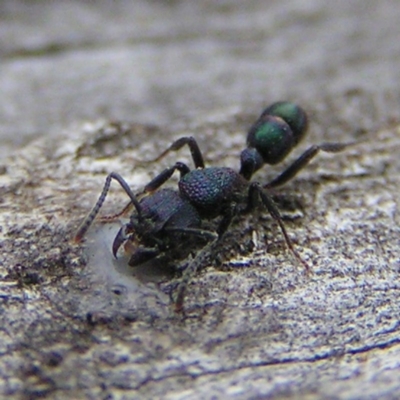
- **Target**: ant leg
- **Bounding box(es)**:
[174,238,219,313]
[74,172,142,242]
[129,226,217,269]
[100,161,192,220]
[265,142,351,188]
[128,229,217,268]
[165,228,220,313]
[143,162,190,193]
[216,205,235,237]
[146,136,205,169]
[174,207,235,312]
[129,247,160,266]
[246,182,310,272]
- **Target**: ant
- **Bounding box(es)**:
[74,101,348,312]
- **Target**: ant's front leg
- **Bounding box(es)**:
[174,237,219,313]
[145,136,205,169]
[142,162,190,194]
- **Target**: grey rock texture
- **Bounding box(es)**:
[1,1,400,399]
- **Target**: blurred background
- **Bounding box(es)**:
[1,0,399,159]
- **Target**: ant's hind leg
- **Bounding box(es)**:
[246,182,310,273]
[265,142,351,189]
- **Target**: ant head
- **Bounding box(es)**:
[240,101,308,180]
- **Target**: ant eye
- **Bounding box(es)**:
[246,115,294,165]
[260,101,308,145]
